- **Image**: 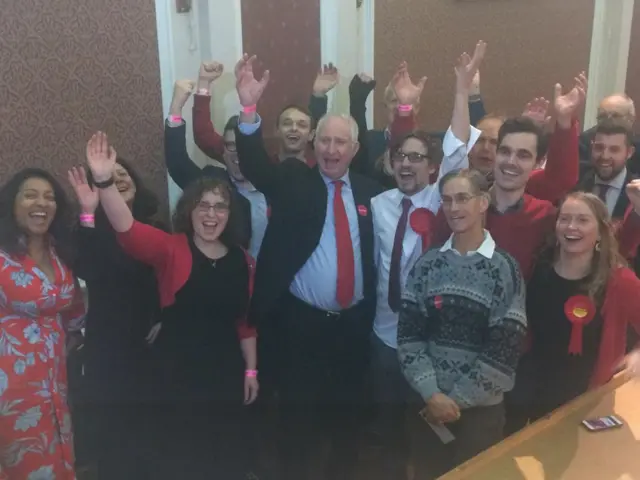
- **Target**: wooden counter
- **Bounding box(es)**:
[439,375,640,479]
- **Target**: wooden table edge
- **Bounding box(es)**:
[437,373,631,479]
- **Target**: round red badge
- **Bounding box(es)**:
[563,295,596,355]
[409,208,435,253]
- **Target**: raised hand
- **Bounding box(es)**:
[349,73,376,106]
[170,79,195,114]
[625,179,640,214]
[199,61,224,84]
[234,54,270,107]
[554,72,588,128]
[392,61,427,107]
[86,132,117,183]
[313,63,339,96]
[455,40,487,94]
[523,97,551,126]
[68,166,99,215]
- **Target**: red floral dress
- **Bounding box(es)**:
[0,248,85,480]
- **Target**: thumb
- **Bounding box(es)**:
[260,70,270,88]
[554,83,563,100]
[417,76,428,92]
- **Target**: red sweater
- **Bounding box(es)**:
[590,266,640,387]
[433,195,640,281]
[389,114,580,204]
[192,94,315,167]
[117,221,256,339]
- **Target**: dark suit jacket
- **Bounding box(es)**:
[164,121,252,249]
[575,168,636,219]
[235,124,383,326]
[579,126,640,177]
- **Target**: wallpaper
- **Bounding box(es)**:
[626,1,640,134]
[374,0,596,130]
[0,0,167,205]
[241,0,321,153]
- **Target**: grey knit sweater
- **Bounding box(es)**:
[397,242,527,409]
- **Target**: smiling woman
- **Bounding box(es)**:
[0,168,85,479]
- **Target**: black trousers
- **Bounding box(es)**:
[409,402,505,480]
[269,294,372,480]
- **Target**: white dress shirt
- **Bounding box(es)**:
[233,180,268,259]
[372,126,480,348]
[439,230,496,259]
[594,167,626,217]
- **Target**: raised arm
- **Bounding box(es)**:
[526,73,587,202]
[468,71,487,126]
[85,132,172,269]
[349,73,377,175]
[193,61,226,159]
[451,41,486,143]
[388,61,427,146]
[448,258,528,409]
[308,63,339,127]
[165,80,207,189]
[234,54,285,200]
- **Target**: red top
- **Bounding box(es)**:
[389,113,580,205]
[117,221,256,339]
[192,94,316,167]
[590,266,640,388]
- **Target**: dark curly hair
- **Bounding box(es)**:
[0,168,75,267]
[86,157,160,227]
[172,177,240,247]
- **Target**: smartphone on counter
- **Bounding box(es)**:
[582,415,624,432]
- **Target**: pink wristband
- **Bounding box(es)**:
[79,214,95,223]
[168,114,182,123]
[197,88,210,96]
[245,369,258,378]
[398,104,413,113]
[242,104,257,114]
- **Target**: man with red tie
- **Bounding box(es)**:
[233,54,382,480]
[369,41,484,479]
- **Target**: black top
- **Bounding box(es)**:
[527,264,603,414]
[73,222,161,403]
[153,241,249,403]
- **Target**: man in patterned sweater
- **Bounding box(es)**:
[398,169,527,478]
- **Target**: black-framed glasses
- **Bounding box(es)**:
[391,151,430,164]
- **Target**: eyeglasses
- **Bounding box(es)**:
[441,193,477,208]
[391,151,430,164]
[196,202,230,214]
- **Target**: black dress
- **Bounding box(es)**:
[72,221,162,478]
[526,264,604,419]
[148,241,251,480]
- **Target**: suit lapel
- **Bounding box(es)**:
[612,171,634,218]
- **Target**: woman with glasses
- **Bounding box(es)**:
[83,132,258,479]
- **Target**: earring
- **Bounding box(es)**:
[595,241,601,252]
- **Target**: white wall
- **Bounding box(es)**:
[155,0,244,208]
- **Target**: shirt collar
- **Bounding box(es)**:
[595,167,627,190]
[390,185,433,208]
[439,229,496,259]
[320,170,351,189]
[230,177,258,193]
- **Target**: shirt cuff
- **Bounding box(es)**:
[238,114,262,135]
[166,118,185,128]
[442,125,481,158]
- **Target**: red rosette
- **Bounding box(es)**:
[563,295,596,355]
[410,208,435,253]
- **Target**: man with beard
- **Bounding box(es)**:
[576,119,637,219]
[368,42,483,479]
[579,93,640,175]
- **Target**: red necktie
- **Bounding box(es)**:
[388,197,412,312]
[333,181,355,309]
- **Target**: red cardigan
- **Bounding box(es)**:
[117,221,256,339]
[192,93,316,167]
[389,113,580,205]
[590,266,640,388]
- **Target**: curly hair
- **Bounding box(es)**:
[0,168,75,267]
[172,177,240,247]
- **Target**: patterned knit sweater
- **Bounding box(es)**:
[398,242,527,409]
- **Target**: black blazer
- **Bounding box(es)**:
[575,168,636,219]
[164,122,252,249]
[235,124,383,326]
